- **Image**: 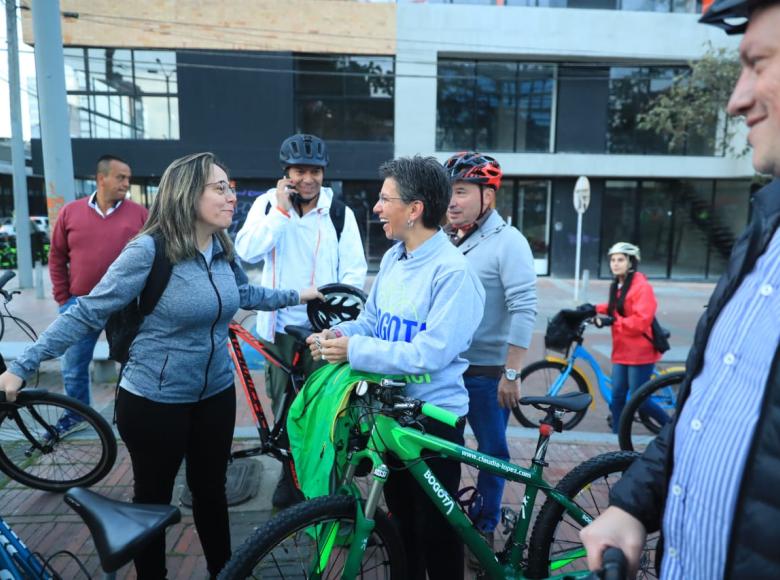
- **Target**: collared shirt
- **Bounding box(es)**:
[88,192,123,218]
[661,228,780,579]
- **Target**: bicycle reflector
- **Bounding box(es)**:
[307,283,368,331]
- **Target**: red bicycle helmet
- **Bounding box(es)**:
[444,152,503,190]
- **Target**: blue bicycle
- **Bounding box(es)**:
[0,487,179,579]
[513,307,684,431]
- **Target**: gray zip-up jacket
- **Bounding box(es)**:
[454,210,537,365]
[9,234,299,403]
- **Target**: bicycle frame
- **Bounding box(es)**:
[0,515,51,578]
[329,408,596,580]
[547,344,612,406]
[226,322,302,463]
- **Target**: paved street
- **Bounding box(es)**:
[0,270,713,578]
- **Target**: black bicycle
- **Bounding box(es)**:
[227,283,367,490]
[0,271,117,492]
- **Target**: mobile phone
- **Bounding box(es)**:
[284,169,303,204]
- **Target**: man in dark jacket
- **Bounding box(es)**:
[581,1,780,578]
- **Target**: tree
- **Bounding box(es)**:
[637,45,745,156]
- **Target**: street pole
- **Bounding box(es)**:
[572,176,591,304]
[32,0,76,228]
[5,0,33,287]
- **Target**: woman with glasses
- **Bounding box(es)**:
[309,155,486,580]
[0,152,321,579]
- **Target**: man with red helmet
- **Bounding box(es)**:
[581,1,780,577]
[444,152,537,563]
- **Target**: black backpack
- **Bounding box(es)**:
[264,197,346,241]
[645,317,671,354]
[105,235,173,364]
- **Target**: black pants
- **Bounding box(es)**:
[383,418,465,580]
[116,386,236,579]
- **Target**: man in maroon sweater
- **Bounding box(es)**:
[49,155,148,435]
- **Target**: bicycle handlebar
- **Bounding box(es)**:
[599,546,628,580]
[420,402,464,429]
[363,380,465,430]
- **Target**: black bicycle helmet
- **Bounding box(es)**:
[699,0,778,34]
[279,134,329,169]
[307,283,368,332]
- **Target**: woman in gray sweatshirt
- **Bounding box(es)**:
[0,152,320,579]
[311,155,485,580]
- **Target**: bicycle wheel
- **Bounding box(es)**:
[526,451,659,579]
[220,494,405,579]
[512,360,590,430]
[618,371,685,452]
[0,390,117,492]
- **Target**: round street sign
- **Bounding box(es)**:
[573,176,591,214]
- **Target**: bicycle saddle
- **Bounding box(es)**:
[519,392,592,413]
[285,325,313,345]
[64,487,181,573]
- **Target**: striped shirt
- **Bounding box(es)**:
[661,228,780,579]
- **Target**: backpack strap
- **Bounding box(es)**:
[139,234,173,316]
[329,197,346,242]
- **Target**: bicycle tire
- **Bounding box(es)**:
[526,451,659,579]
[0,390,117,492]
[618,371,685,452]
[512,360,590,430]
[219,494,405,579]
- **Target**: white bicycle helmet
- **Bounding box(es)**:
[607,242,641,263]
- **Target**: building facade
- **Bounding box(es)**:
[22,0,753,278]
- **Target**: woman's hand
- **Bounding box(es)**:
[299,287,325,304]
[320,336,350,364]
[0,371,25,402]
[307,330,335,360]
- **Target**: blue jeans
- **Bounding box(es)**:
[464,375,510,533]
[610,363,668,434]
[59,296,101,409]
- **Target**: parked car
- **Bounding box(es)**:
[0,218,50,267]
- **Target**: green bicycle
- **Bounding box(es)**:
[220,369,657,579]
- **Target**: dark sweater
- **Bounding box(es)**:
[49,197,148,304]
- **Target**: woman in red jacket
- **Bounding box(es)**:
[595,242,667,433]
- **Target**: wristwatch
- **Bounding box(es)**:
[503,368,520,381]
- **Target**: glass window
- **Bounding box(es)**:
[601,180,639,277]
[708,180,751,278]
[620,0,671,11]
[64,48,179,140]
[436,60,476,151]
[670,180,713,279]
[64,48,87,92]
[87,48,132,93]
[607,65,708,155]
[295,55,394,142]
[517,179,551,264]
[139,96,180,140]
[437,59,555,152]
[474,61,517,151]
[517,64,554,152]
[134,51,178,95]
[637,181,674,278]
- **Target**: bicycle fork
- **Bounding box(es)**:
[313,463,388,580]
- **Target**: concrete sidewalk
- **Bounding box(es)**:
[0,270,714,578]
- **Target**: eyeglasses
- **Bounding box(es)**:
[376,195,403,207]
[207,180,236,197]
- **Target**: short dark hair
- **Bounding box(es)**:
[379,155,450,229]
[96,154,129,176]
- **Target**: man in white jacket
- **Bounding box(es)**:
[235,133,367,507]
